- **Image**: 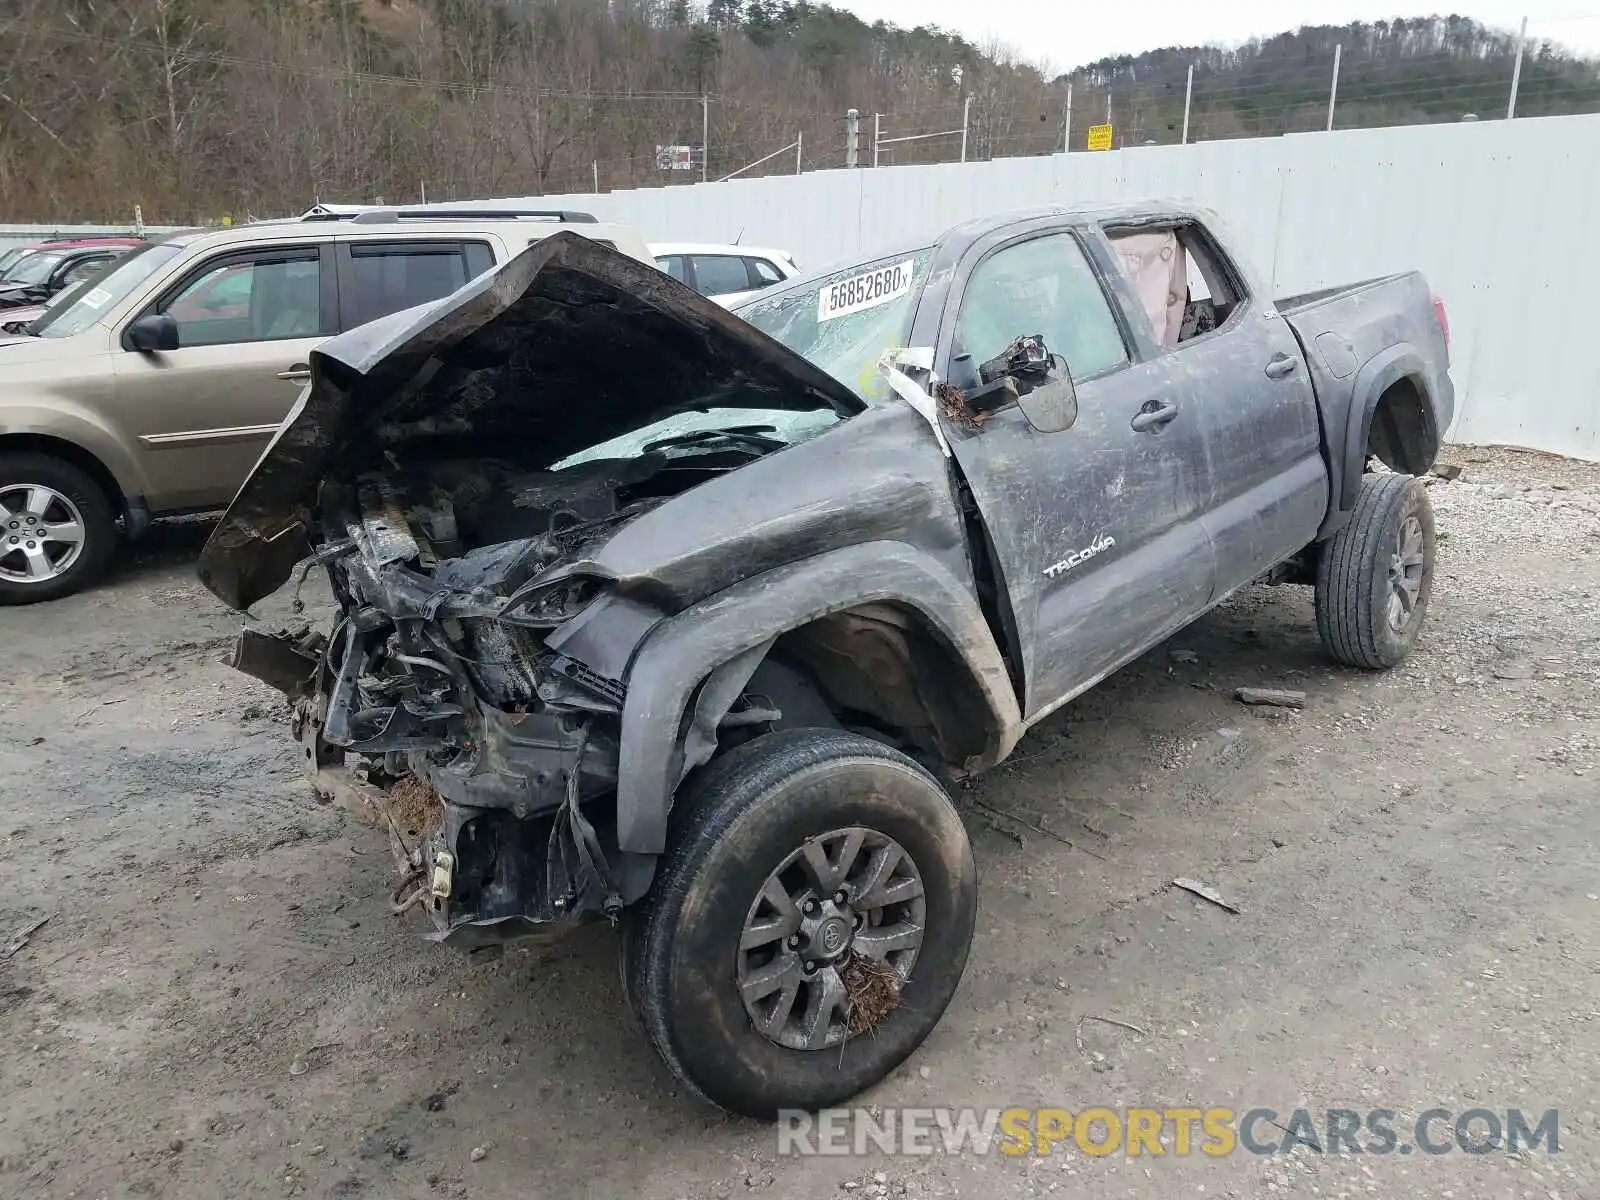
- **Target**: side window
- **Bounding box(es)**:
[1105,223,1245,347]
[689,254,755,297]
[341,241,484,330]
[158,251,322,347]
[656,254,689,284]
[749,257,784,287]
[956,232,1128,383]
[58,256,110,288]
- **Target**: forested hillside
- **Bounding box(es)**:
[1,3,1596,222]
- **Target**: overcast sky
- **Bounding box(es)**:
[832,1,1600,71]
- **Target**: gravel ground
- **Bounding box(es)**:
[1,447,1597,1200]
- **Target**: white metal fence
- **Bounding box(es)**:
[5,112,1596,458]
[481,111,1600,461]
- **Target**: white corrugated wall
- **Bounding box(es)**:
[483,112,1600,460]
[5,114,1594,457]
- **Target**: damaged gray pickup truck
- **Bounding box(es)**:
[197,201,1454,1117]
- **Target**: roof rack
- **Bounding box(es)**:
[298,203,597,224]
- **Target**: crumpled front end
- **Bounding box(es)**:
[241,455,715,948]
[202,232,871,948]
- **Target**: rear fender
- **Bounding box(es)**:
[614,540,1022,854]
[1339,344,1436,511]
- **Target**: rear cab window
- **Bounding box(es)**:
[1103,221,1248,348]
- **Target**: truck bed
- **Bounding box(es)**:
[1274,270,1455,533]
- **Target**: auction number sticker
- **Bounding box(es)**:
[818,259,915,322]
[79,286,114,310]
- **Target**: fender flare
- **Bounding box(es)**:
[1338,343,1434,512]
[613,540,1023,854]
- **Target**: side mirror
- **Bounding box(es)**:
[1016,354,1078,434]
[127,312,179,353]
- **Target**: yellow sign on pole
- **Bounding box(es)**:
[1086,123,1114,151]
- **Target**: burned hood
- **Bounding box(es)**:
[197,231,867,610]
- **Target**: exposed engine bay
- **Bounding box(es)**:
[278,435,799,946]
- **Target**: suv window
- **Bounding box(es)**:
[340,241,492,329]
[690,254,754,297]
[157,250,323,347]
[58,254,115,288]
[750,258,785,286]
[655,254,689,284]
[956,232,1128,383]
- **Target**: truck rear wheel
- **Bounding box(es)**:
[0,453,117,605]
[623,728,977,1117]
[1315,472,1436,669]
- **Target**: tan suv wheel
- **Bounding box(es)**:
[0,453,117,604]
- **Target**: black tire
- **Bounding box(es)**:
[0,453,118,605]
[1315,472,1436,669]
[623,728,977,1117]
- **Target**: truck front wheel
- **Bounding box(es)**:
[623,728,977,1117]
[1315,472,1436,669]
[0,453,117,605]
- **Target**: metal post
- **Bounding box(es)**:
[795,130,803,174]
[873,112,881,167]
[1508,16,1528,118]
[701,93,709,182]
[1064,83,1072,153]
[591,161,598,192]
[419,181,427,204]
[845,108,859,168]
[1182,64,1194,144]
[960,94,972,162]
[1327,44,1342,132]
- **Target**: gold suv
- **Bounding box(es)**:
[0,206,651,602]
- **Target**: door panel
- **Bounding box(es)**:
[1194,312,1325,595]
[938,229,1216,719]
[113,245,330,512]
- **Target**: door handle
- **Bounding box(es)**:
[1131,402,1179,432]
[276,365,311,382]
[1264,354,1298,380]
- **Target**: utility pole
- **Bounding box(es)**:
[592,160,599,192]
[1508,15,1528,118]
[873,112,882,167]
[845,108,859,168]
[1063,82,1073,153]
[795,130,803,175]
[1327,44,1342,132]
[1181,64,1194,144]
[960,94,972,162]
[701,92,709,183]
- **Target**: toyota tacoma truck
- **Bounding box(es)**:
[197,201,1454,1117]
